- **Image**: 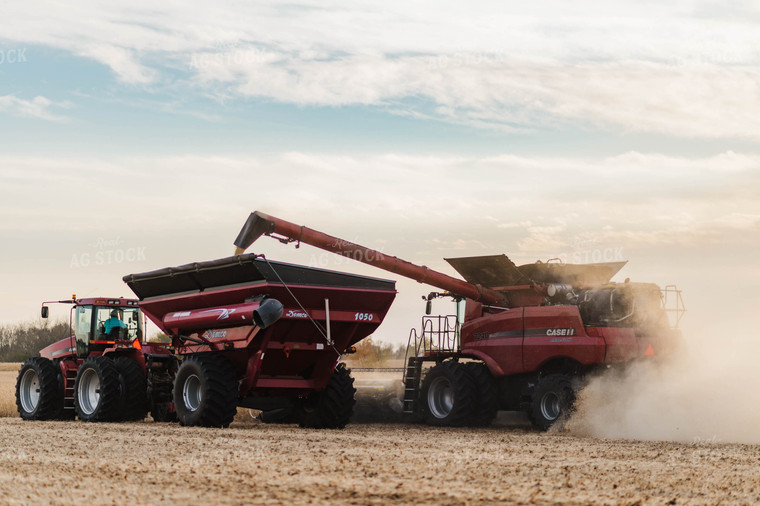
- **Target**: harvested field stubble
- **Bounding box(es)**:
[0,418,758,504]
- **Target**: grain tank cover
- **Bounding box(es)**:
[123,253,396,300]
[445,254,627,288]
[517,261,627,286]
[445,255,532,287]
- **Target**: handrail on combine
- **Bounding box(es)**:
[661,284,686,328]
[402,315,459,383]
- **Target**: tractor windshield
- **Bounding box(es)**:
[94,306,143,342]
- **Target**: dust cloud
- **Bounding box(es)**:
[567,329,760,444]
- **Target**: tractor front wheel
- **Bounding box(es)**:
[15,357,62,420]
[74,356,121,422]
[298,363,356,429]
[173,354,238,428]
[528,374,576,431]
[420,361,477,427]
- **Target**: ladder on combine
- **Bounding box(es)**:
[401,315,459,416]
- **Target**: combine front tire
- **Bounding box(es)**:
[528,374,575,431]
[420,361,476,427]
[298,362,356,429]
[15,357,62,420]
[113,357,148,421]
[173,354,238,428]
[74,356,121,422]
[462,362,498,427]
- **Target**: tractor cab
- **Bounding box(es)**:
[41,296,143,358]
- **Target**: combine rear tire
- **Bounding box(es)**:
[298,363,355,429]
[173,354,238,428]
[528,374,575,431]
[462,362,498,427]
[420,361,477,427]
[113,357,148,421]
[74,356,121,422]
[15,357,62,420]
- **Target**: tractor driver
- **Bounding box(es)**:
[103,309,127,337]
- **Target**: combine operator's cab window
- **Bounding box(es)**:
[95,307,143,342]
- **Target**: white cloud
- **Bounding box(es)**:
[0,95,69,121]
[79,45,157,85]
[1,1,760,137]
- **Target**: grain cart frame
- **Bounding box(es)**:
[16,297,176,423]
[234,210,684,430]
[123,254,396,428]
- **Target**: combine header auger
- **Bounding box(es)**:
[234,211,685,430]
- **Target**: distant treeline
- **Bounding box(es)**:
[0,320,71,362]
[351,337,408,367]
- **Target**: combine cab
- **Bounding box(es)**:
[123,254,396,428]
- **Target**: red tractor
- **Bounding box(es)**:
[233,211,685,429]
[15,297,176,422]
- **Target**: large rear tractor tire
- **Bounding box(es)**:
[528,374,576,431]
[420,361,477,427]
[113,357,148,422]
[298,363,356,429]
[462,362,498,427]
[15,357,63,420]
[173,354,239,428]
[74,356,121,422]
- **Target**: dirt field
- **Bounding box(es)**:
[1,418,759,505]
[2,363,759,504]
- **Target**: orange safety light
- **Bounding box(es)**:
[132,338,142,350]
[644,343,655,357]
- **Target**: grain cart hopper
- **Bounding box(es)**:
[16,296,175,422]
[123,254,396,428]
[234,210,684,430]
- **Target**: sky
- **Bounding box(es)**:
[0,1,759,343]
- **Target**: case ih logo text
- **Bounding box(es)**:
[286,310,309,318]
[546,328,576,337]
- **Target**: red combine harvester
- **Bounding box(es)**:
[123,255,395,428]
[234,211,685,429]
[16,297,175,422]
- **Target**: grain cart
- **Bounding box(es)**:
[16,297,176,422]
[122,254,396,428]
[234,211,684,430]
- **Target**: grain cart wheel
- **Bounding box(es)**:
[149,371,177,422]
[298,362,356,429]
[462,362,498,427]
[113,357,148,421]
[74,356,121,422]
[528,374,576,431]
[420,361,477,427]
[173,354,238,428]
[15,357,62,420]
